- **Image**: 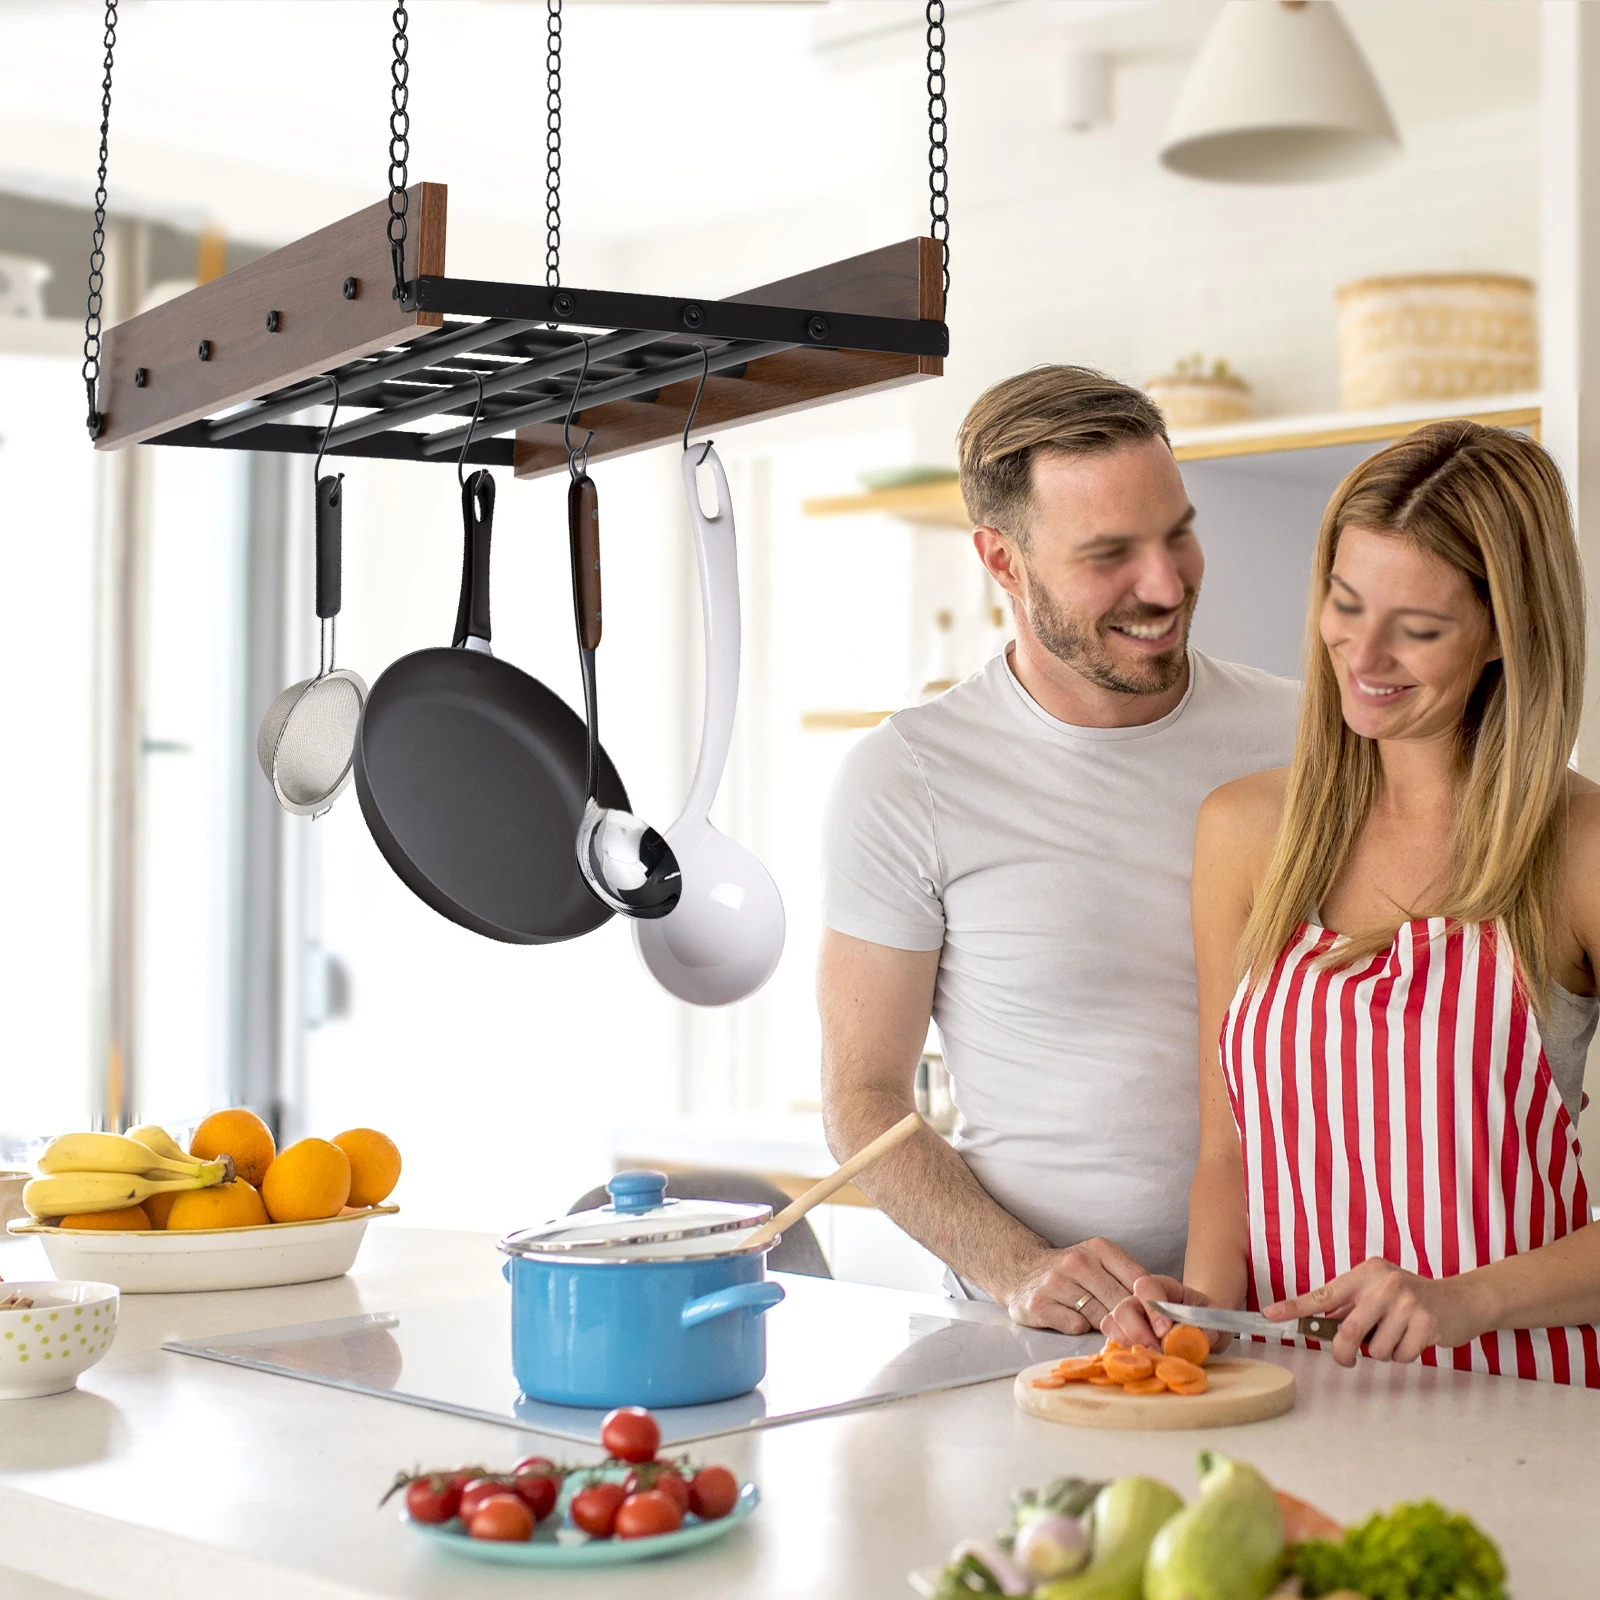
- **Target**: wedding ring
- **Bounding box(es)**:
[1072,1292,1093,1313]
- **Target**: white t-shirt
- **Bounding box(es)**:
[822,649,1299,1281]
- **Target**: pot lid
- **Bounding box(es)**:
[498,1170,772,1259]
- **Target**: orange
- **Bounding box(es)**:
[331,1128,402,1208]
[261,1138,350,1223]
[144,1191,178,1228]
[190,1108,276,1189]
[166,1179,270,1230]
[58,1204,151,1231]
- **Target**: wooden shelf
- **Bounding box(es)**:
[801,393,1543,526]
[801,709,896,730]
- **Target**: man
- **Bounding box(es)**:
[818,366,1298,1335]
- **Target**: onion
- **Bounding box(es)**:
[948,1540,1032,1597]
[1012,1513,1090,1582]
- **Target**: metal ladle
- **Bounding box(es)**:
[568,458,681,919]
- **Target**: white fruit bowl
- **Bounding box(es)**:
[0,1281,119,1398]
[6,1206,397,1294]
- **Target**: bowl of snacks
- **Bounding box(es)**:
[388,1405,757,1568]
[0,1280,119,1399]
[5,1116,401,1293]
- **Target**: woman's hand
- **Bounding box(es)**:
[1266,1258,1479,1367]
[1101,1275,1231,1354]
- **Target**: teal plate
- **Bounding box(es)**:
[405,1482,759,1567]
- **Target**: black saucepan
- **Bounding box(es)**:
[352,469,628,943]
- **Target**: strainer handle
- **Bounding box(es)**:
[315,474,343,620]
[453,470,496,648]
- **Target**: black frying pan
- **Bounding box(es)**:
[352,470,629,943]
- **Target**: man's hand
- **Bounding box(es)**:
[1005,1237,1151,1336]
[1102,1275,1230,1354]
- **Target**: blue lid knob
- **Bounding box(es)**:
[607,1169,668,1213]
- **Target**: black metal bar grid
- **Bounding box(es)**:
[149,276,947,463]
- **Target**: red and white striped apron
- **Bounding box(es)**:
[1220,916,1600,1385]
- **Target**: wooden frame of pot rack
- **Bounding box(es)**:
[93,184,947,479]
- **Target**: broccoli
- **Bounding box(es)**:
[1289,1499,1507,1600]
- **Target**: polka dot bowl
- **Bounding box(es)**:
[0,1282,119,1399]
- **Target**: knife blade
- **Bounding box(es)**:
[1149,1299,1343,1341]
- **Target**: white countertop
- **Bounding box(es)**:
[3,1225,1597,1600]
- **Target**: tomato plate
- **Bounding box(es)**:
[402,1477,758,1568]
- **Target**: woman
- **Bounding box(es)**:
[1107,420,1600,1383]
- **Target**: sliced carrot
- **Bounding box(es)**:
[1055,1357,1102,1381]
[1154,1355,1207,1388]
[1122,1375,1168,1395]
[1031,1374,1068,1388]
[1167,1373,1208,1396]
[1161,1324,1212,1368]
[1101,1339,1127,1353]
[1275,1489,1343,1543]
[1087,1371,1123,1386]
[1103,1349,1156,1383]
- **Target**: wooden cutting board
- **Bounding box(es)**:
[1013,1357,1295,1431]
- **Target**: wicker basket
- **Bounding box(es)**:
[1336,273,1536,410]
[1145,359,1253,429]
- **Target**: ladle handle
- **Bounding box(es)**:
[678,445,740,831]
[453,469,496,648]
[314,474,343,620]
[742,1113,924,1252]
[569,474,602,651]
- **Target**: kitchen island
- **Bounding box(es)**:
[1,1225,1594,1600]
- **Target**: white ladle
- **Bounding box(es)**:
[633,446,785,1005]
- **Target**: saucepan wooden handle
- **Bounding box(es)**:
[743,1112,925,1252]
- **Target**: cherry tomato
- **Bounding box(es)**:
[458,1477,511,1521]
[468,1493,533,1542]
[688,1466,739,1521]
[570,1480,628,1537]
[623,1464,689,1513]
[615,1488,684,1540]
[510,1470,560,1521]
[599,1406,661,1464]
[513,1455,557,1478]
[403,1475,460,1524]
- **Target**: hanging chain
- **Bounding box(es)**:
[545,0,562,288]
[387,2,411,302]
[926,0,949,301]
[82,0,119,438]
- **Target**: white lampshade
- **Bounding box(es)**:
[1161,0,1400,184]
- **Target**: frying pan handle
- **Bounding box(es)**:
[677,445,740,830]
[453,470,496,648]
[568,474,601,651]
[315,474,343,620]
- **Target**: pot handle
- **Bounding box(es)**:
[502,1260,512,1283]
[680,1279,785,1330]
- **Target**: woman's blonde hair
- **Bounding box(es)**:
[1236,421,1586,1009]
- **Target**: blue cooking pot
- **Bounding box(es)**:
[498,1170,785,1409]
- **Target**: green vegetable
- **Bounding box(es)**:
[931,1552,1006,1599]
[1144,1451,1285,1600]
[1289,1500,1506,1600]
[1034,1476,1184,1600]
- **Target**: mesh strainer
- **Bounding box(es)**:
[257,472,368,817]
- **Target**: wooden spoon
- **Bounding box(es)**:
[742,1112,924,1251]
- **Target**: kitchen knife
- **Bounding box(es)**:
[1149,1300,1343,1340]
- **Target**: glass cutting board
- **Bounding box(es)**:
[163,1271,1084,1446]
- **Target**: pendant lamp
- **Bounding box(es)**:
[1160,0,1399,184]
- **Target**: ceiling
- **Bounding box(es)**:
[0,0,1540,258]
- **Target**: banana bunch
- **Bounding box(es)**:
[24,1130,234,1219]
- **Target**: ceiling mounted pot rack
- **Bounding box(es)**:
[82,1,950,481]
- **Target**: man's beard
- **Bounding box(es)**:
[1021,561,1198,696]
